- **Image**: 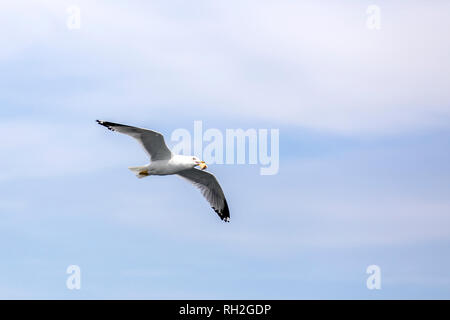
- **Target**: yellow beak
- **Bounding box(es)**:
[198,161,207,170]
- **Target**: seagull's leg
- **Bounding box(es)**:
[138,170,149,177]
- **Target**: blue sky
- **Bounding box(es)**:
[1,0,450,299]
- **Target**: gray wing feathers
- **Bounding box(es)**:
[96,120,172,161]
[177,169,230,222]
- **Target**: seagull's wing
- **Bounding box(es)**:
[177,168,230,222]
[97,120,172,161]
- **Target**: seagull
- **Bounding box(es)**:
[96,120,230,222]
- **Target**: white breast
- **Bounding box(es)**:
[149,159,191,175]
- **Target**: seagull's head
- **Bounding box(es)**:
[191,156,208,170]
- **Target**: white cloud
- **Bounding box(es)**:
[1,1,449,134]
[101,145,450,254]
[0,120,138,181]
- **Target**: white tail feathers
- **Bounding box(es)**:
[128,166,149,179]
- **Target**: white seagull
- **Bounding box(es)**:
[97,120,230,222]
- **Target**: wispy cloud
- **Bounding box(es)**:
[1,0,450,299]
[2,0,449,133]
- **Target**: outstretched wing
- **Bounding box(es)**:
[177,168,230,222]
[97,120,172,161]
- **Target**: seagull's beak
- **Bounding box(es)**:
[198,161,207,170]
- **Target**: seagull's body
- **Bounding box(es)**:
[97,120,230,222]
[132,157,195,176]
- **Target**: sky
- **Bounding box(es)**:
[0,0,450,299]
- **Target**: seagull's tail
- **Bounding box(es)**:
[128,166,150,179]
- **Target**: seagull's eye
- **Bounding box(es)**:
[192,157,196,160]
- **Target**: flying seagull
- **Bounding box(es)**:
[96,120,230,222]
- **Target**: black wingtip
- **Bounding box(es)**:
[213,199,230,223]
[96,120,117,131]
